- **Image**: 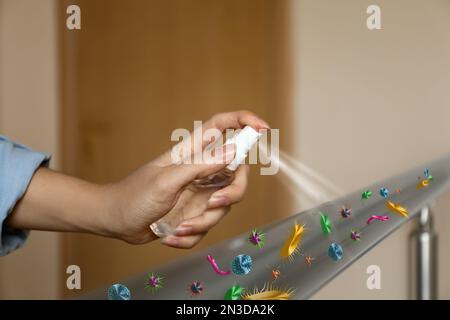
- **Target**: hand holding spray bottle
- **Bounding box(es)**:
[150,126,262,237]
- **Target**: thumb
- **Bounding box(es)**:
[160,144,236,191]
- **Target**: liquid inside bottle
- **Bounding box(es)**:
[150,126,261,238]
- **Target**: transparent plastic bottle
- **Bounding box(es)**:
[150,126,262,237]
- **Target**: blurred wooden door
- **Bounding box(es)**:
[59,0,292,297]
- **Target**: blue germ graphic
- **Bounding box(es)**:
[107,283,131,300]
[423,168,433,181]
[231,254,253,275]
[188,281,204,296]
[379,187,389,198]
[328,243,344,262]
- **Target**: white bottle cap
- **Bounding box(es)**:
[225,126,262,171]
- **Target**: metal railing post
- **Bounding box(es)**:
[413,206,437,300]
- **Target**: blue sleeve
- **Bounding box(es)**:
[0,136,51,256]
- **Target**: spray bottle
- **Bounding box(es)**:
[150,126,262,237]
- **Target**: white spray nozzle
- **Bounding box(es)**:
[225,126,262,171]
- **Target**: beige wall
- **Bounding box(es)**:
[1,0,449,300]
[289,0,450,299]
[0,0,60,299]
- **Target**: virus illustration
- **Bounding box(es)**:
[107,283,131,300]
[424,168,433,181]
[350,230,361,241]
[271,268,281,280]
[144,273,164,293]
[304,255,315,267]
[339,206,352,218]
[188,281,204,297]
[361,190,372,200]
[206,255,231,275]
[366,215,389,224]
[242,283,294,300]
[248,229,265,248]
[279,223,306,261]
[379,187,389,198]
[224,285,245,300]
[386,201,409,217]
[328,242,344,262]
[416,179,430,190]
[320,213,332,234]
[231,254,253,276]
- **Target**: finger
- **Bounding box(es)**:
[204,110,270,132]
[174,206,231,236]
[204,110,271,132]
[153,111,269,166]
[161,233,206,249]
[157,144,236,193]
[207,164,250,209]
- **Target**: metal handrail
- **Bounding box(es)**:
[86,153,450,299]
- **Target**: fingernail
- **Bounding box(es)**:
[260,120,271,130]
[208,195,229,207]
[175,225,193,236]
[161,236,178,246]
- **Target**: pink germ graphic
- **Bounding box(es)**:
[206,255,231,276]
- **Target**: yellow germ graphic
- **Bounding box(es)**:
[386,201,409,217]
[416,179,430,190]
[242,283,294,300]
[279,223,305,261]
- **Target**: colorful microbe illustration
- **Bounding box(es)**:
[366,215,389,224]
[224,285,245,300]
[231,254,253,276]
[328,242,344,262]
[386,201,409,217]
[271,268,281,280]
[350,230,361,241]
[144,273,164,293]
[188,281,204,297]
[416,179,430,190]
[340,206,352,218]
[424,168,433,180]
[107,283,131,300]
[361,190,372,200]
[304,255,315,267]
[379,187,389,198]
[241,283,294,300]
[207,255,231,276]
[320,213,332,234]
[248,229,265,248]
[279,223,305,261]
[417,169,433,189]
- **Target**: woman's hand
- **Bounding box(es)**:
[7,111,269,250]
[108,111,269,247]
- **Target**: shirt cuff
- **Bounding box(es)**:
[0,136,51,256]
